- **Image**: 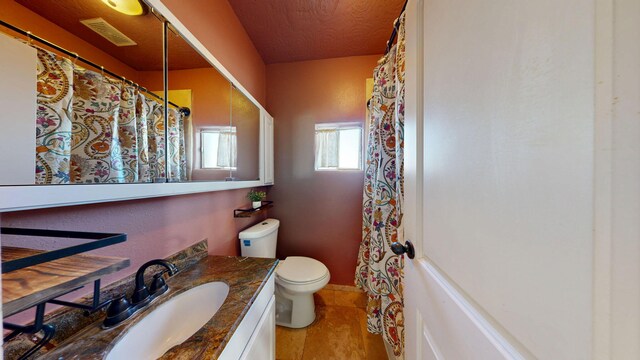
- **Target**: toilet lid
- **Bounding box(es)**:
[277,256,329,284]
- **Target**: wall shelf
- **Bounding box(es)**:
[2,246,129,317]
[234,201,273,218]
[1,228,130,359]
[1,228,127,274]
[1,228,130,316]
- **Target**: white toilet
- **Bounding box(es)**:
[239,219,330,328]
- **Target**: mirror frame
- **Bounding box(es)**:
[0,0,271,212]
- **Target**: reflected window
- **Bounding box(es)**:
[315,123,363,171]
[201,126,237,170]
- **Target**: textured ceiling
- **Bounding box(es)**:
[228,0,406,64]
[15,0,211,71]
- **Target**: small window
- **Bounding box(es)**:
[315,123,363,171]
[201,126,237,170]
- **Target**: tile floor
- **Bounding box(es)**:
[275,286,388,360]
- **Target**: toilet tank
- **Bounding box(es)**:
[239,218,279,258]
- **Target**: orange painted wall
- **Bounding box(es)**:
[266,55,381,285]
[0,0,139,81]
[161,0,267,106]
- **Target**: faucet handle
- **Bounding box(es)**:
[131,284,150,305]
[149,273,169,295]
[167,263,178,275]
[103,295,132,328]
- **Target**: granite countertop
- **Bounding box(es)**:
[42,255,278,360]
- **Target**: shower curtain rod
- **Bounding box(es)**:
[0,19,190,116]
[385,0,408,54]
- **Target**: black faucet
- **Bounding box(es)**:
[103,259,178,328]
[131,259,178,306]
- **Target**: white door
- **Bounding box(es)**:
[401,0,640,359]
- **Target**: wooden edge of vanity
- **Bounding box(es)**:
[2,246,130,317]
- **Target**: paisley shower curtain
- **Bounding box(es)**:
[135,93,152,182]
[177,109,187,181]
[355,13,406,359]
[118,83,139,183]
[146,97,166,181]
[33,48,185,184]
[71,66,126,183]
[35,49,73,184]
[167,107,186,181]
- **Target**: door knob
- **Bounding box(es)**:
[391,240,415,259]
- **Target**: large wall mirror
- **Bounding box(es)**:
[231,85,261,181]
[1,0,165,185]
[167,27,261,182]
[0,0,261,186]
[167,28,231,182]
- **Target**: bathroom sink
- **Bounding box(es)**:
[106,282,229,360]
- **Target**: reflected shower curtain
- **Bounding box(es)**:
[167,107,185,181]
[35,48,73,184]
[355,13,406,359]
[178,110,187,181]
[146,97,166,181]
[70,67,125,183]
[118,83,139,182]
[31,48,185,184]
[135,93,152,182]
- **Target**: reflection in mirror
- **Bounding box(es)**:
[167,24,262,182]
[201,125,236,171]
[231,86,260,181]
[166,26,236,182]
[1,0,166,185]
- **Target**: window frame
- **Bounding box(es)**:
[314,122,364,171]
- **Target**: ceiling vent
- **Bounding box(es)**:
[80,18,137,47]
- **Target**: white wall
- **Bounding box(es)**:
[609,0,640,357]
[0,34,36,185]
[421,0,595,358]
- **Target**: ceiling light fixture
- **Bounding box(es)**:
[101,0,148,16]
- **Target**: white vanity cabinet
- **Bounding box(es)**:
[219,273,275,360]
[263,113,275,185]
[239,296,275,360]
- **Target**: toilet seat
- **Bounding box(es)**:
[276,256,329,285]
[277,272,330,286]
